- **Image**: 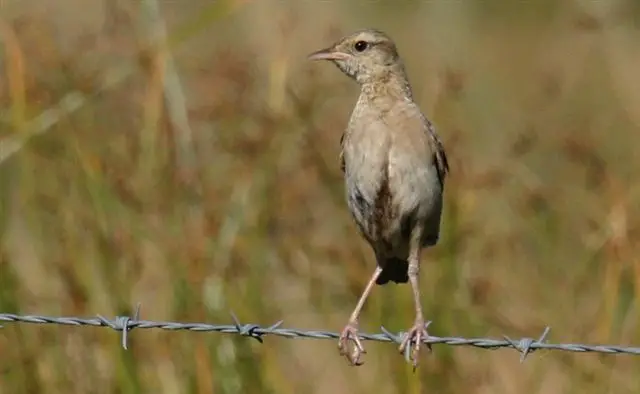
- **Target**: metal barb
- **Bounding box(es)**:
[380,326,402,344]
[504,327,550,363]
[230,312,264,343]
[265,320,284,333]
[96,303,141,350]
[403,335,411,363]
[424,321,433,345]
[538,326,551,343]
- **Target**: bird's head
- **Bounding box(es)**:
[308,29,406,85]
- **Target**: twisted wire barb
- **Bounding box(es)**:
[2,309,640,361]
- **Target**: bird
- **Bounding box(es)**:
[308,29,449,368]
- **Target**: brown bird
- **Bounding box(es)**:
[308,29,449,368]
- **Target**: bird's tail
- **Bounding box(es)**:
[376,258,409,285]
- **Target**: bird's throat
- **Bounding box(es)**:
[360,73,414,104]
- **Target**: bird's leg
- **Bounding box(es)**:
[398,231,431,369]
[339,266,382,366]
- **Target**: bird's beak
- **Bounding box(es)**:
[307,48,350,61]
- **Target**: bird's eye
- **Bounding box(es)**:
[354,41,368,52]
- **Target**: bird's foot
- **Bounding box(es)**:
[338,321,366,366]
[398,318,431,370]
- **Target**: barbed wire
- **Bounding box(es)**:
[2,305,640,363]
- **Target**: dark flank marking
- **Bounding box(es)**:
[349,185,372,244]
[372,159,393,244]
[371,159,409,285]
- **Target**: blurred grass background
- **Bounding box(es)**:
[2,0,640,393]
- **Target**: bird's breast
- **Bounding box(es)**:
[343,109,442,253]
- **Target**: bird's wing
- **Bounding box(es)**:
[424,117,449,187]
[339,133,346,173]
[387,101,449,186]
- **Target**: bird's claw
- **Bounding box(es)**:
[398,319,431,370]
[338,322,366,366]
